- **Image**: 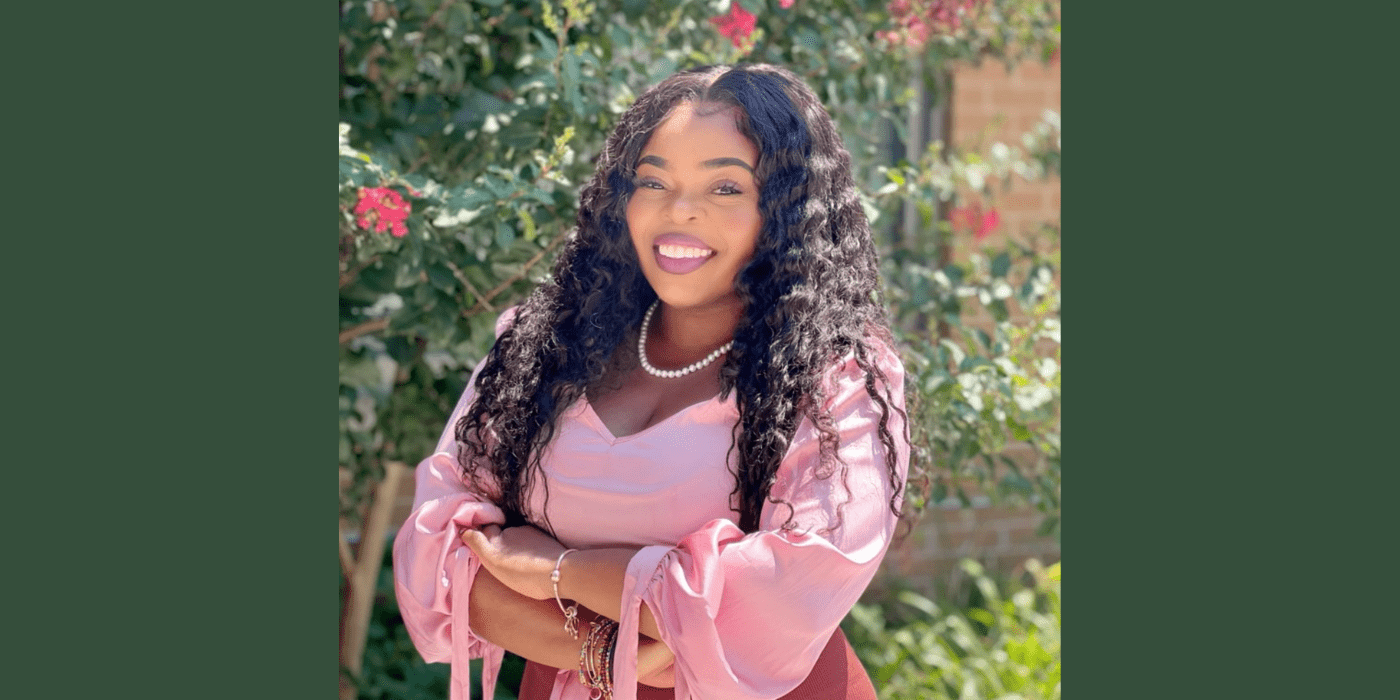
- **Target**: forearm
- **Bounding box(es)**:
[558,547,664,641]
[468,567,587,668]
[468,567,674,678]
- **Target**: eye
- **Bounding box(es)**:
[636,177,665,190]
[713,182,743,195]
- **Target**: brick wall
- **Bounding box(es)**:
[948,57,1061,261]
[876,500,1059,598]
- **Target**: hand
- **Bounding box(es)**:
[461,524,567,600]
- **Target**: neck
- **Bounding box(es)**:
[650,300,742,360]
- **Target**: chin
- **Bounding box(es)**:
[651,290,742,313]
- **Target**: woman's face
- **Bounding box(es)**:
[626,101,762,314]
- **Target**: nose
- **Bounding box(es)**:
[666,190,702,222]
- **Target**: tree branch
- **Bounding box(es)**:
[339,256,381,289]
[464,234,565,316]
[340,318,390,345]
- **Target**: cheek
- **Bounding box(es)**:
[625,200,645,247]
[727,206,763,257]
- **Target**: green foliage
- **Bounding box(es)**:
[844,559,1062,700]
[886,219,1062,535]
[876,106,1062,537]
[338,0,1062,528]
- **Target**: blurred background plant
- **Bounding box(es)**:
[339,1,1060,697]
[844,559,1061,699]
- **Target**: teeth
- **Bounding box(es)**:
[658,244,713,259]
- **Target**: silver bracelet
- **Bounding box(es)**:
[552,548,580,639]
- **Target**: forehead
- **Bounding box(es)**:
[640,102,757,164]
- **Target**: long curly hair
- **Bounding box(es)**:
[455,63,906,534]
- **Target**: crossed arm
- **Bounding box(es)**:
[462,525,676,683]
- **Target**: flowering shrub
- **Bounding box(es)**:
[338,0,1060,528]
[880,0,983,48]
[353,187,413,237]
[949,202,1001,241]
[710,2,758,47]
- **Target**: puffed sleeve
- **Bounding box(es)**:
[612,340,910,700]
[392,308,516,700]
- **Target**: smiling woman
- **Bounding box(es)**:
[393,64,909,700]
[628,101,762,319]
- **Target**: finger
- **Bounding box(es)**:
[460,528,484,549]
[478,524,502,539]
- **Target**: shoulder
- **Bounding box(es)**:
[819,333,905,404]
[494,305,520,338]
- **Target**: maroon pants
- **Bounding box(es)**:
[518,627,876,699]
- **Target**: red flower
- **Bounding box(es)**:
[353,186,412,238]
[978,208,1000,241]
[883,0,983,49]
[779,0,795,7]
[949,202,1000,241]
[710,2,757,47]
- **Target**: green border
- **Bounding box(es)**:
[11,2,325,697]
[134,2,325,697]
[1068,6,1364,698]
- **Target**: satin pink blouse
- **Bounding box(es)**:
[392,309,909,700]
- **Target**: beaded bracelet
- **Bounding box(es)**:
[578,617,619,699]
[551,549,580,640]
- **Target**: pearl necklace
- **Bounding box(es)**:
[637,300,734,379]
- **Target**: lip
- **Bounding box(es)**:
[651,232,715,275]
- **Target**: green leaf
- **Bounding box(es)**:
[445,3,470,36]
[357,264,395,293]
[446,187,493,211]
[647,55,678,84]
[495,220,515,248]
[483,177,513,199]
[974,328,992,352]
[988,299,1010,323]
[519,208,537,242]
[1006,416,1032,441]
[384,335,416,364]
[427,262,456,292]
[533,29,559,63]
[991,252,1011,278]
[562,50,583,114]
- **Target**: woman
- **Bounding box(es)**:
[393,63,910,700]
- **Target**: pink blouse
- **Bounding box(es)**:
[393,309,909,700]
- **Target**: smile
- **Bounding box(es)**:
[657,244,713,259]
[652,233,716,274]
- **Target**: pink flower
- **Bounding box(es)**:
[779,0,795,8]
[710,2,757,47]
[882,0,983,49]
[949,203,1000,241]
[978,208,1000,241]
[353,186,412,238]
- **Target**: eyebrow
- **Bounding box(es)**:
[637,155,755,174]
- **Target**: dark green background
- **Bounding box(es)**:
[11,2,1386,699]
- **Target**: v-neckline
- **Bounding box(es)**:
[578,392,728,445]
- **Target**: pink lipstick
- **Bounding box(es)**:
[652,233,715,275]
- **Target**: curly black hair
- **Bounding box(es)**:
[455,63,907,534]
